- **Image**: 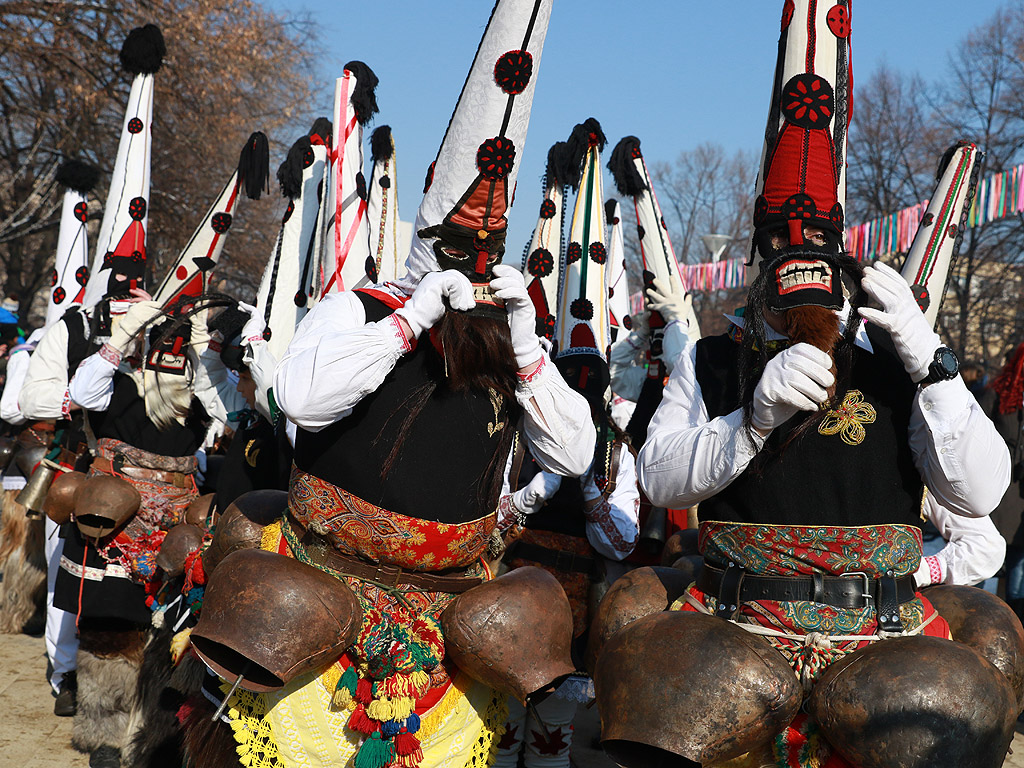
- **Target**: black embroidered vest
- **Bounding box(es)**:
[694,328,923,528]
[293,293,513,524]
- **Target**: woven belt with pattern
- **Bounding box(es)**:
[92,455,194,489]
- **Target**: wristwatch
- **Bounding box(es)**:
[922,346,959,384]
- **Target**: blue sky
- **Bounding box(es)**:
[264,0,1009,258]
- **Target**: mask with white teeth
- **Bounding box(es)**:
[754,226,845,312]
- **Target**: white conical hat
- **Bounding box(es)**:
[254,121,332,361]
[900,141,982,328]
[405,0,553,298]
[47,161,100,327]
[604,198,632,342]
[82,25,165,307]
[316,62,379,296]
[366,126,407,284]
[556,119,609,363]
[153,132,269,307]
[522,141,571,342]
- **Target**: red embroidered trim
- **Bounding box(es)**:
[61,389,73,419]
[497,494,522,530]
[925,555,943,585]
[585,497,635,557]
[99,342,122,367]
[517,354,546,385]
[384,314,412,354]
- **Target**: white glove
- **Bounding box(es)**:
[646,276,689,325]
[751,343,835,432]
[512,470,562,516]
[238,301,266,344]
[858,261,941,383]
[395,270,475,339]
[108,300,164,354]
[490,264,542,369]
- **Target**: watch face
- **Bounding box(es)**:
[938,349,959,376]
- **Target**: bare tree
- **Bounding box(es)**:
[0,0,322,325]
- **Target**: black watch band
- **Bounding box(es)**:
[923,346,959,384]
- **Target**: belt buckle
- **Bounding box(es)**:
[840,570,872,609]
[112,452,127,474]
[372,563,402,589]
[554,550,576,573]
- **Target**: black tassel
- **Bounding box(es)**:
[119,24,166,75]
[309,117,332,143]
[56,160,101,194]
[237,131,270,201]
[277,136,312,199]
[208,304,249,339]
[935,140,970,181]
[565,118,606,191]
[608,136,647,197]
[545,141,572,189]
[370,126,393,164]
[604,198,618,224]
[343,61,380,126]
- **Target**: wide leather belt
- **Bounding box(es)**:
[698,561,916,629]
[506,540,602,579]
[286,512,483,594]
[92,455,193,489]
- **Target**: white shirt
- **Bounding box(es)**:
[639,333,1011,519]
[20,316,79,420]
[915,492,1005,587]
[499,443,641,561]
[1,346,33,424]
[274,289,596,477]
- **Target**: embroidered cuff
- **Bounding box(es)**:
[585,498,635,557]
[925,555,944,585]
[383,315,413,355]
[99,343,122,367]
[61,389,73,419]
[517,354,547,386]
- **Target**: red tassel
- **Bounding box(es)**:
[347,704,377,735]
[394,731,421,757]
[355,678,373,705]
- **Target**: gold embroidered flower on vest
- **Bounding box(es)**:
[817,389,876,446]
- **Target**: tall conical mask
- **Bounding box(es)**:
[47,161,100,327]
[608,135,689,367]
[255,119,332,361]
[900,141,982,328]
[153,132,270,307]
[750,0,852,312]
[317,62,379,296]
[555,119,610,400]
[408,0,554,315]
[82,24,165,307]
[604,198,632,342]
[365,126,408,285]
[522,141,571,342]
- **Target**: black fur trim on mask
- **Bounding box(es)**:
[308,117,332,143]
[342,61,379,125]
[370,125,393,163]
[119,24,166,75]
[565,118,606,191]
[237,132,270,201]
[277,136,312,199]
[608,136,646,197]
[56,160,101,193]
[545,141,572,189]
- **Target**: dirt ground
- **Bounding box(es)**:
[1,628,1022,768]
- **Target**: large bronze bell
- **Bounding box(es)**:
[184,493,216,528]
[584,566,691,674]
[808,635,1016,768]
[43,470,87,525]
[156,524,206,578]
[595,611,802,767]
[73,474,142,540]
[442,566,575,703]
[16,458,62,517]
[202,490,288,576]
[190,549,362,692]
[923,584,1024,709]
[13,442,47,478]
[660,528,700,567]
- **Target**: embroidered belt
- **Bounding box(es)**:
[285,512,483,594]
[698,561,916,632]
[60,554,130,581]
[92,455,193,488]
[505,540,602,579]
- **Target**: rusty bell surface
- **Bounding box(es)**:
[585,565,691,674]
[808,634,1016,768]
[156,523,205,578]
[442,566,574,703]
[190,549,362,692]
[923,584,1024,708]
[201,489,288,575]
[595,611,802,767]
[73,474,142,539]
[43,470,87,525]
